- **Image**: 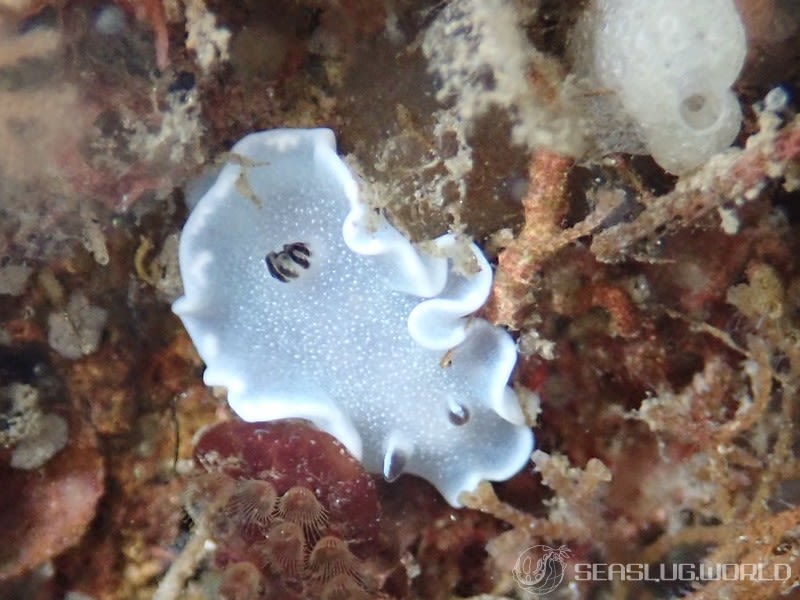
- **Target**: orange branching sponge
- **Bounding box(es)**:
[114,0,170,69]
[503,152,574,278]
[486,149,625,329]
[486,151,573,328]
[586,282,640,338]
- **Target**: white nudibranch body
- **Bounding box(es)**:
[173,128,533,506]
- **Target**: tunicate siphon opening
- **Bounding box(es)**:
[679,91,722,130]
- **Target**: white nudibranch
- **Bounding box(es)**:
[173,128,533,506]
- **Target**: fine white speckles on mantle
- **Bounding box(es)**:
[173,128,533,506]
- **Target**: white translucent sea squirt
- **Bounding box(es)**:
[173,128,533,505]
[572,0,747,173]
